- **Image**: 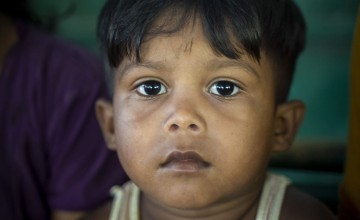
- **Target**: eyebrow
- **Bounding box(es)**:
[206,59,260,79]
[118,58,260,79]
[118,60,167,77]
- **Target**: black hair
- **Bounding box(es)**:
[98,0,306,103]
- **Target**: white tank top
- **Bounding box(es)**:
[109,173,290,220]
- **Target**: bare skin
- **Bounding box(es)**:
[281,186,336,220]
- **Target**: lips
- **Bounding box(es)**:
[160,151,210,171]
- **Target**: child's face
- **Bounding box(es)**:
[97,22,304,210]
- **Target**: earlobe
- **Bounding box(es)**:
[95,98,117,150]
[272,100,305,152]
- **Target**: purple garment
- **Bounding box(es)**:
[0,22,128,219]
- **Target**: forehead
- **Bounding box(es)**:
[117,21,273,82]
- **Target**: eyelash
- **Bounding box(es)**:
[134,79,242,97]
[135,79,167,97]
[208,80,242,97]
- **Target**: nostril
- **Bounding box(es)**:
[169,124,180,132]
[168,124,200,132]
[189,124,199,131]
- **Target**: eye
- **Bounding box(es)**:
[136,80,167,96]
[209,80,241,97]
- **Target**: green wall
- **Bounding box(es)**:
[290,1,357,142]
[30,0,358,143]
[30,0,106,52]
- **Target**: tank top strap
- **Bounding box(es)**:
[109,182,140,220]
[255,173,291,220]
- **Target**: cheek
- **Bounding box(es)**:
[112,100,162,180]
[209,101,275,173]
[211,100,274,143]
[113,130,151,183]
[112,102,142,171]
[113,93,154,140]
[213,129,272,194]
[218,126,272,168]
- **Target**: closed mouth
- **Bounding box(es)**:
[160,151,210,171]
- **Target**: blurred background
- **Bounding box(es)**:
[28,0,359,214]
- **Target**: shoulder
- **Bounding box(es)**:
[280,186,336,220]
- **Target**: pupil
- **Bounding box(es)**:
[216,81,234,96]
[144,80,161,95]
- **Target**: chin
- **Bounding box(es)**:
[161,193,217,209]
[168,201,211,210]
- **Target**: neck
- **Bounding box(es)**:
[0,13,19,72]
[140,184,263,220]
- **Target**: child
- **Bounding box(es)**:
[96,0,336,219]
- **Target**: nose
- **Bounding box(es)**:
[163,99,206,135]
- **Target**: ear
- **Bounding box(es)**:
[272,100,305,152]
[95,98,117,150]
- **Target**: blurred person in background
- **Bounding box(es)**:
[0,0,128,219]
